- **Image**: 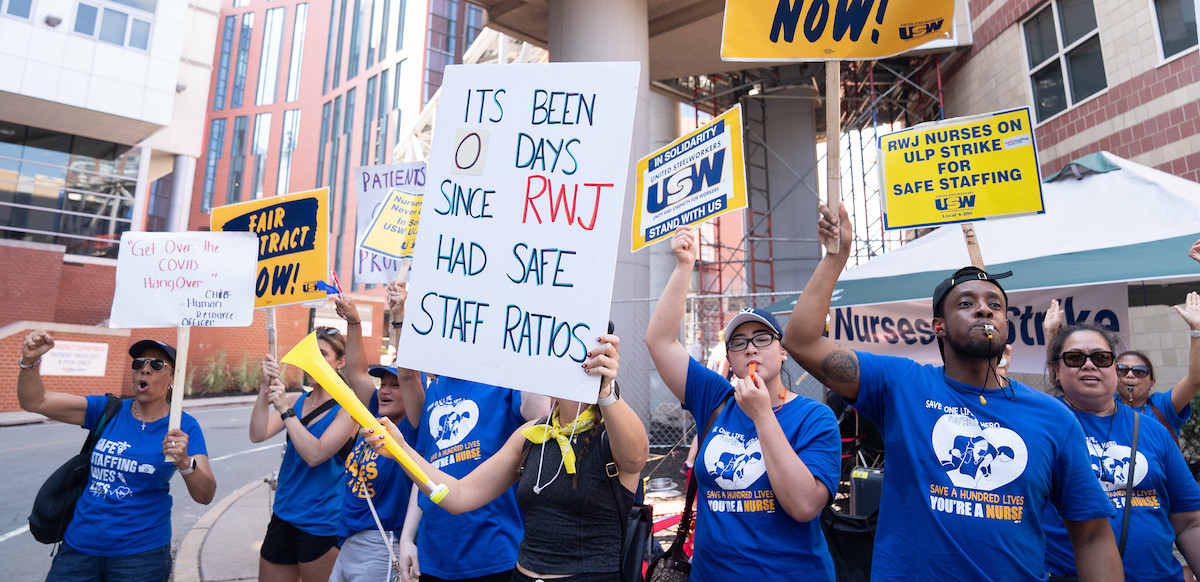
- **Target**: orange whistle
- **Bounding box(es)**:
[748,362,757,380]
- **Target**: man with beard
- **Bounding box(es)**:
[781,203,1121,581]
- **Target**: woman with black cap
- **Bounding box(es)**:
[643,225,841,581]
[18,330,216,581]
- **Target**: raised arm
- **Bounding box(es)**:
[644,226,700,403]
[1043,299,1064,355]
[1171,291,1200,413]
[589,334,649,492]
[366,415,529,515]
[781,203,860,400]
[335,294,376,404]
[17,330,88,425]
[388,281,425,430]
[274,388,361,467]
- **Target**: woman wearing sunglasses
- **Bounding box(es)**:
[643,225,840,582]
[18,332,216,581]
[250,295,365,582]
[1047,292,1200,445]
[1042,322,1200,581]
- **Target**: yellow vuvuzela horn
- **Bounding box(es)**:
[282,331,449,504]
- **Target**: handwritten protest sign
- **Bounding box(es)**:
[211,188,330,308]
[41,341,109,376]
[395,62,640,403]
[828,284,1128,374]
[109,231,257,328]
[880,108,1043,230]
[632,105,747,252]
[355,162,426,284]
[722,0,954,61]
[359,187,422,263]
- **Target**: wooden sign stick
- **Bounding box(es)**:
[266,307,278,360]
[960,223,986,269]
[165,326,191,462]
[825,61,841,254]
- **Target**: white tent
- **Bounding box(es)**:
[769,151,1200,311]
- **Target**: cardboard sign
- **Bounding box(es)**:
[109,231,258,328]
[355,162,426,283]
[210,188,330,308]
[828,284,1128,374]
[41,341,109,376]
[395,62,640,403]
[359,187,423,262]
[632,105,747,252]
[880,108,1044,230]
[722,0,954,61]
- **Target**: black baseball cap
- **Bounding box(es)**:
[129,339,177,366]
[932,267,1013,316]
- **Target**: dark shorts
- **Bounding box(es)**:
[510,571,619,582]
[47,543,171,582]
[260,513,338,565]
[421,570,513,582]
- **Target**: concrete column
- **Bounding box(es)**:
[547,0,654,422]
[130,146,153,232]
[168,154,197,232]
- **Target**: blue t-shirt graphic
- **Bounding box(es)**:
[414,376,526,578]
[273,391,346,537]
[339,392,419,538]
[854,351,1114,581]
[1044,403,1200,582]
[67,395,207,556]
[684,358,840,582]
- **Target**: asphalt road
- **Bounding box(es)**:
[0,403,283,581]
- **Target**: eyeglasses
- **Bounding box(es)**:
[727,332,779,352]
[1058,351,1115,368]
[132,358,171,372]
[1116,364,1150,378]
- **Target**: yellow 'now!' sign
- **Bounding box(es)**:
[880,108,1045,230]
[722,0,954,61]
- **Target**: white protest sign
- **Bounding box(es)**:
[396,62,641,403]
[827,284,1129,374]
[109,231,259,328]
[355,162,426,284]
[41,341,109,376]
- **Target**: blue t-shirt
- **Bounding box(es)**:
[1043,403,1200,582]
[683,358,840,582]
[66,395,207,556]
[414,376,526,578]
[853,351,1115,581]
[273,391,347,537]
[1117,388,1192,436]
[339,392,418,538]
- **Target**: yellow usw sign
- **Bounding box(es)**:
[722,0,954,61]
[880,108,1044,230]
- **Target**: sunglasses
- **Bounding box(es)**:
[1058,351,1115,368]
[1116,364,1150,379]
[132,358,171,372]
[316,326,342,336]
[728,332,779,353]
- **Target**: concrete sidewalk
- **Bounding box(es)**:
[0,394,258,427]
[174,475,273,582]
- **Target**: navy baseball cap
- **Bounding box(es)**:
[932,266,1013,316]
[724,307,784,340]
[369,365,399,379]
[129,339,177,366]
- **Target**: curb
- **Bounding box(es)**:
[173,477,268,582]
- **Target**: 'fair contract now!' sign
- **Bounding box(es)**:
[396,62,640,403]
[109,231,258,328]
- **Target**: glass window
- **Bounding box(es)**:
[256,7,286,106]
[362,76,377,165]
[201,118,226,212]
[366,0,381,68]
[377,68,390,163]
[1022,0,1106,122]
[286,4,307,102]
[129,19,150,49]
[277,109,301,196]
[7,0,32,18]
[378,0,391,61]
[316,101,330,186]
[249,113,272,199]
[231,12,254,109]
[1155,0,1198,58]
[395,0,405,51]
[146,173,172,232]
[75,4,99,34]
[226,116,248,204]
[111,0,156,11]
[332,0,348,90]
[347,0,363,78]
[214,15,235,110]
[98,8,129,45]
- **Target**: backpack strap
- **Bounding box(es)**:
[674,393,733,547]
[1118,412,1140,556]
[81,394,122,454]
[1146,401,1179,447]
[517,416,550,478]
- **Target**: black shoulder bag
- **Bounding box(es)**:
[645,394,733,582]
[29,394,122,547]
[602,429,653,582]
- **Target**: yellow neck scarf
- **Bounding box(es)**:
[520,406,598,474]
